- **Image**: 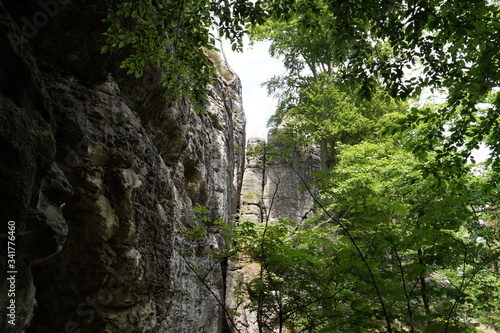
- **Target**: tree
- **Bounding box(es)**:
[251,1,500,324]
[182,120,499,332]
[254,0,500,169]
[219,139,498,333]
[251,0,407,170]
[267,73,407,170]
[246,1,500,330]
[317,139,495,329]
[229,219,344,333]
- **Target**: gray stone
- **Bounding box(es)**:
[226,132,320,332]
[0,1,245,332]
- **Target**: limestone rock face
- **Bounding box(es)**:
[226,132,320,332]
[0,1,244,332]
[263,131,321,223]
[239,132,320,226]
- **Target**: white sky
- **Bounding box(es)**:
[222,39,284,140]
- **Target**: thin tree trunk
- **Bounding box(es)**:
[489,217,496,316]
[319,139,328,172]
[418,248,431,317]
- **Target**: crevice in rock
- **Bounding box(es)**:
[260,141,267,224]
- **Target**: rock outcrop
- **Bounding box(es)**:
[226,132,321,332]
[0,1,244,332]
[240,131,321,225]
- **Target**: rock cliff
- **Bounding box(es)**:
[239,132,320,225]
[226,132,320,332]
[0,1,244,332]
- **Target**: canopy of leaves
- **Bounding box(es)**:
[226,140,499,332]
[267,73,408,168]
[253,0,500,168]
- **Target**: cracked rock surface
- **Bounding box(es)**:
[0,1,244,332]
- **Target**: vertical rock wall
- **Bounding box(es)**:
[226,132,320,332]
[240,132,321,225]
[0,1,244,332]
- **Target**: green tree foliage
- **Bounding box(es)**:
[253,0,500,169]
[102,0,275,113]
[230,219,341,332]
[267,73,407,170]
[317,141,498,330]
[226,142,499,333]
[184,139,498,332]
